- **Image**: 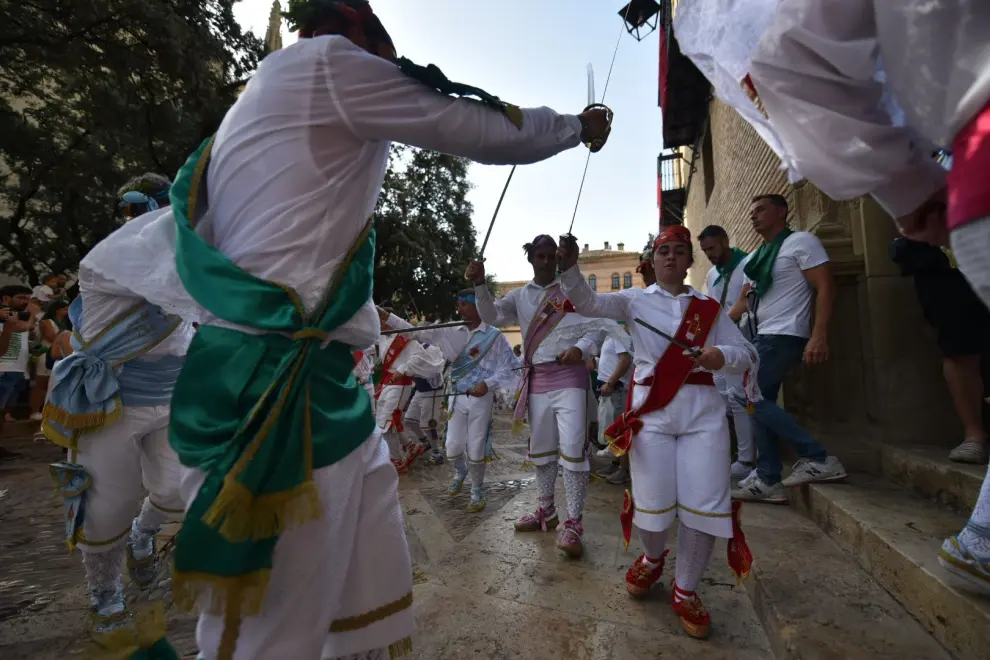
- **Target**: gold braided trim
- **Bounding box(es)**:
[42,398,122,431]
[528,449,559,459]
[329,590,413,633]
[76,524,131,551]
[172,568,271,617]
[148,498,185,515]
[291,328,329,342]
[559,451,586,464]
[202,478,321,543]
[635,502,677,515]
[45,422,78,450]
[504,104,523,130]
[87,602,170,660]
[389,637,414,659]
[678,503,732,518]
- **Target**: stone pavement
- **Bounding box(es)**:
[0,415,773,659]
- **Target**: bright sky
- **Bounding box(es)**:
[234,0,663,282]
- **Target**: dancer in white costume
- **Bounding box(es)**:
[80,1,614,656]
[382,290,518,512]
[557,226,757,639]
[466,235,611,558]
[403,369,447,464]
[44,173,192,639]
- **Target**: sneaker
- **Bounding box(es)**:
[448,474,466,495]
[606,467,630,485]
[625,551,668,597]
[732,472,788,504]
[595,447,613,458]
[596,463,620,478]
[730,460,754,483]
[126,540,158,588]
[672,584,711,639]
[29,412,43,421]
[556,518,584,558]
[781,456,847,487]
[937,532,990,594]
[949,440,989,465]
[514,506,559,532]
[467,486,486,513]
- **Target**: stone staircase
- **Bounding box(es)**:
[742,445,990,659]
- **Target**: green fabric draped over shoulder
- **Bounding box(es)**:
[167,136,376,620]
[743,228,792,298]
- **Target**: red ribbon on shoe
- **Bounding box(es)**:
[727,500,754,583]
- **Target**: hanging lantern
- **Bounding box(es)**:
[618,0,662,41]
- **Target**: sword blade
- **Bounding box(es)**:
[633,318,701,356]
[479,165,516,258]
[381,321,468,336]
[511,359,561,371]
[587,63,596,106]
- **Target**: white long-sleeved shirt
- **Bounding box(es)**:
[748,0,989,219]
[79,35,584,353]
[474,280,603,364]
[386,315,518,393]
[559,266,755,382]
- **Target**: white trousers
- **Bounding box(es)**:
[375,384,412,430]
[74,404,184,552]
[445,391,493,463]
[716,372,755,464]
[528,388,589,471]
[628,384,733,538]
[183,429,414,660]
[403,390,444,435]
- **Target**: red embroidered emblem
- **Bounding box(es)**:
[469,347,480,358]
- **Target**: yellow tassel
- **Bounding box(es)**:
[42,398,122,431]
[519,460,535,472]
[510,418,525,436]
[747,401,755,415]
[172,568,271,617]
[202,478,321,542]
[87,602,169,660]
[503,104,523,130]
[388,637,414,659]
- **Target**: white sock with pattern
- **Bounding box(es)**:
[959,467,990,557]
[673,525,716,602]
[639,528,670,567]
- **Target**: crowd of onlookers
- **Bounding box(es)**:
[0,273,76,443]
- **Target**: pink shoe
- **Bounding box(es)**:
[556,518,584,558]
[513,506,559,533]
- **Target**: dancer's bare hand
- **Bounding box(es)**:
[579,108,612,149]
[557,346,584,365]
[896,188,949,246]
[465,261,486,285]
[468,382,489,397]
[691,347,725,371]
[556,235,580,271]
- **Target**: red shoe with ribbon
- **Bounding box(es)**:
[625,551,668,597]
[672,584,711,639]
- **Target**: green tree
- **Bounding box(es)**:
[0,0,264,283]
[373,145,493,322]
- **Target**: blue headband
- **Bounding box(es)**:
[458,293,476,305]
[118,190,160,213]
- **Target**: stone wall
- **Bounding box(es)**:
[678,99,961,458]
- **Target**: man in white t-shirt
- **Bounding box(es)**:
[728,194,846,502]
[0,286,35,423]
[595,325,633,484]
[699,225,758,483]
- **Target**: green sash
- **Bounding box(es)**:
[713,247,748,288]
[743,228,792,298]
[168,136,375,621]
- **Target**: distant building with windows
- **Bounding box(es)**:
[493,240,645,348]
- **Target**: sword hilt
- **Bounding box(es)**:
[582,103,613,153]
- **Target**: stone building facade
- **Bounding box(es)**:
[494,241,646,349]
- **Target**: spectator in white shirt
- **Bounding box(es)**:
[728,195,846,502]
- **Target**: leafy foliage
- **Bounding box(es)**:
[373,145,491,322]
[0,0,264,283]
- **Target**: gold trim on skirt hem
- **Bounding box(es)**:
[171,568,271,617]
[329,591,413,633]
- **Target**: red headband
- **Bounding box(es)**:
[298,1,394,51]
[653,225,692,251]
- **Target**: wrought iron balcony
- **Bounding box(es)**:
[657,149,686,225]
[657,2,710,148]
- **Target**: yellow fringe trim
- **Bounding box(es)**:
[42,398,122,431]
[519,460,535,472]
[389,637,414,659]
[201,477,321,542]
[510,418,525,436]
[504,104,523,130]
[172,568,271,617]
[42,420,78,450]
[329,591,413,633]
[86,602,170,660]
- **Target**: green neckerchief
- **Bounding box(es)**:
[168,136,375,624]
[743,228,793,298]
[713,247,748,287]
[397,57,523,129]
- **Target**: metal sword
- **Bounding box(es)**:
[478,165,516,258]
[511,359,562,371]
[380,321,469,336]
[633,318,703,357]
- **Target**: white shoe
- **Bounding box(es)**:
[730,460,754,483]
[732,472,787,504]
[949,440,989,465]
[595,447,613,458]
[781,456,847,487]
[29,412,43,421]
[596,463,620,478]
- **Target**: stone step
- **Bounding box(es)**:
[739,503,952,659]
[881,444,985,516]
[790,475,990,660]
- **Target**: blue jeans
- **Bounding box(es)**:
[0,371,25,408]
[752,335,827,485]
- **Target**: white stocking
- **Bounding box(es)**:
[732,411,755,464]
[674,524,716,595]
[959,466,990,557]
[638,528,670,563]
